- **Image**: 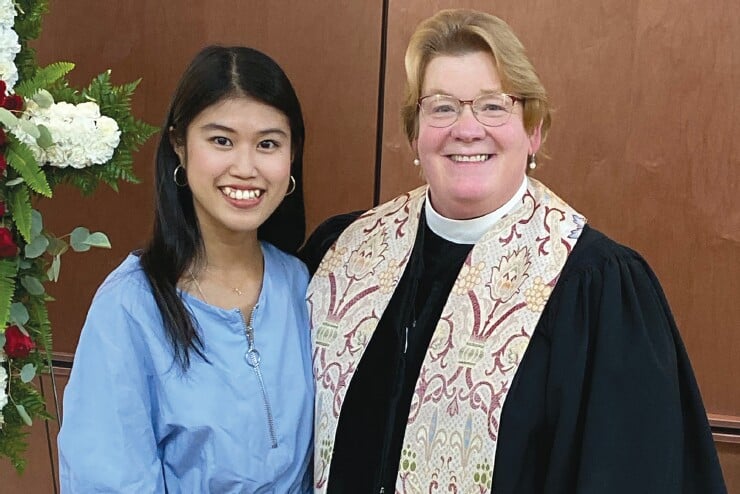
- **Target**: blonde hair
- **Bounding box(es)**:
[401,9,550,144]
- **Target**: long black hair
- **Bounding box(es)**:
[140,46,305,369]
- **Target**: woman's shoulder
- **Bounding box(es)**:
[298,211,366,275]
[92,253,155,308]
[561,224,651,278]
[262,241,309,286]
[95,253,147,289]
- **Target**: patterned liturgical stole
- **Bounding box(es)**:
[308,178,586,493]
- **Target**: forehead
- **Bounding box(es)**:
[190,96,290,132]
[421,51,502,96]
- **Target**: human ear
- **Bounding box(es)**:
[169,126,186,165]
[528,121,543,154]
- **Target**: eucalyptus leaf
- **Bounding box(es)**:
[47,255,61,282]
[84,232,111,249]
[70,227,91,252]
[21,276,45,296]
[17,120,41,140]
[10,302,29,325]
[4,177,25,187]
[18,259,32,270]
[45,236,68,256]
[31,209,43,238]
[32,89,55,109]
[36,124,54,149]
[15,404,33,426]
[24,235,49,259]
[20,364,36,383]
[0,333,5,348]
[0,107,18,128]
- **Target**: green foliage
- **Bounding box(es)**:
[8,185,32,243]
[44,71,158,194]
[5,135,52,198]
[12,0,49,84]
[0,260,18,329]
[0,0,156,472]
[14,62,75,98]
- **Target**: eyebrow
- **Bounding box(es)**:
[424,88,503,96]
[199,123,289,137]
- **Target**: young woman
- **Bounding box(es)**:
[58,46,313,493]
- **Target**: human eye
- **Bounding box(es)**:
[478,97,508,113]
[211,136,232,147]
[428,96,458,114]
[257,139,280,150]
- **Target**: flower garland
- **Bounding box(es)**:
[0,0,156,471]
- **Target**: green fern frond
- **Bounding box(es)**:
[0,259,18,329]
[5,136,52,198]
[15,62,76,97]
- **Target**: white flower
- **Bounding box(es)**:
[11,100,121,168]
[0,59,17,89]
[0,26,20,58]
[0,0,16,26]
[0,364,8,424]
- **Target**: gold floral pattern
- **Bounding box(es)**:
[524,276,552,312]
[308,179,586,493]
[378,264,400,293]
[315,245,346,277]
[345,231,388,281]
[452,261,485,295]
[487,246,531,302]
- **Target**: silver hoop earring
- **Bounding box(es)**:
[173,164,188,187]
[413,158,420,167]
[528,154,537,170]
[285,175,296,196]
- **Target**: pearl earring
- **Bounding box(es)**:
[528,154,537,170]
[413,158,420,167]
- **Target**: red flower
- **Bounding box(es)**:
[2,95,23,112]
[0,202,5,217]
[0,153,6,174]
[0,227,17,257]
[0,81,5,107]
[3,325,36,359]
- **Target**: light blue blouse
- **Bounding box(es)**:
[58,243,313,493]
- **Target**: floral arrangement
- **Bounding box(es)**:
[0,0,156,471]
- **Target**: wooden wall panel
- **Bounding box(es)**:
[380,0,740,421]
[31,0,382,354]
[717,442,740,494]
[0,369,69,493]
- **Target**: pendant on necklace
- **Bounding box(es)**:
[233,288,243,296]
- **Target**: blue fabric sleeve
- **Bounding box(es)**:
[58,278,166,493]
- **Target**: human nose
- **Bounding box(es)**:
[451,104,485,141]
[231,149,258,177]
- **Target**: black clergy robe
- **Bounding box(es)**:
[300,212,727,494]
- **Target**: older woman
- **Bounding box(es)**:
[301,9,726,494]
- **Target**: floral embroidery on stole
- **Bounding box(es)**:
[308,178,586,492]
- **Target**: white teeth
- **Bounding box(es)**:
[221,187,262,200]
[450,154,490,162]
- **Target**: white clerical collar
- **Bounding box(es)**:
[425,177,528,244]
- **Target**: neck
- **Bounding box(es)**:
[195,224,262,274]
[425,177,528,244]
[185,229,264,311]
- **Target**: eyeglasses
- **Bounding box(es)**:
[418,93,523,128]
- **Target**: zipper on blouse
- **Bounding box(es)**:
[243,304,279,449]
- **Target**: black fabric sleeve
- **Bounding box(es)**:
[298,211,365,276]
[493,226,726,494]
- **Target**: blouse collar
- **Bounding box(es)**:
[424,177,528,244]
